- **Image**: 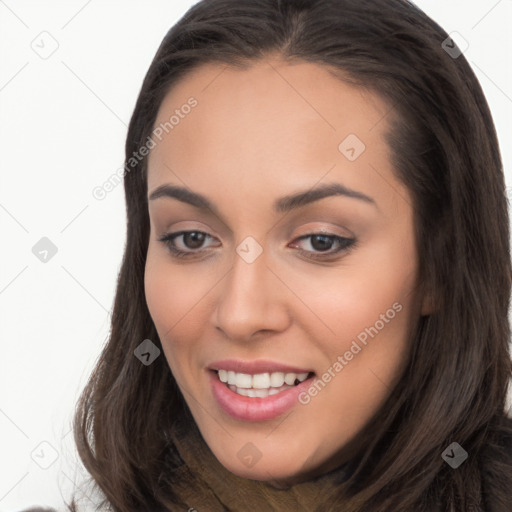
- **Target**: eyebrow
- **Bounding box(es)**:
[148,182,377,214]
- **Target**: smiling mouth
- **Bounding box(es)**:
[212,369,315,398]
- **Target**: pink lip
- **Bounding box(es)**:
[208,370,315,422]
[208,359,312,374]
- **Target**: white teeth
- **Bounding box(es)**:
[285,372,309,385]
[218,370,311,391]
[235,387,257,397]
[235,373,252,388]
[233,387,281,398]
[252,373,270,389]
[269,372,285,387]
[284,373,296,385]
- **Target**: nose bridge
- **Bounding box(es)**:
[214,243,288,341]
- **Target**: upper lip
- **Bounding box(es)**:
[208,359,314,374]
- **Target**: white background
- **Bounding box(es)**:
[1,1,511,510]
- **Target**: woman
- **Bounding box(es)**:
[32,0,512,510]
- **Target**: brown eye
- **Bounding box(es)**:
[182,231,207,249]
[290,234,357,260]
[158,230,219,258]
[158,231,357,261]
[309,234,335,251]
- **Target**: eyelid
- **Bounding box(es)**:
[292,224,353,239]
[289,233,356,260]
[158,229,357,261]
[159,230,220,251]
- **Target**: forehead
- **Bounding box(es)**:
[147,58,407,214]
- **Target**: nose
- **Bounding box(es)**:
[212,247,291,343]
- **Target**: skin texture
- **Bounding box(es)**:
[144,57,431,488]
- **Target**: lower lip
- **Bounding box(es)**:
[209,370,314,422]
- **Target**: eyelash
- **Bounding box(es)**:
[157,230,357,261]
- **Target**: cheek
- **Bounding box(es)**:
[145,246,207,332]
[284,238,416,407]
[286,244,415,347]
[144,249,209,371]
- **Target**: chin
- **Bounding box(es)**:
[218,453,299,482]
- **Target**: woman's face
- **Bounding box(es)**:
[145,57,429,486]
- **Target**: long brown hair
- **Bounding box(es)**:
[68,1,512,510]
